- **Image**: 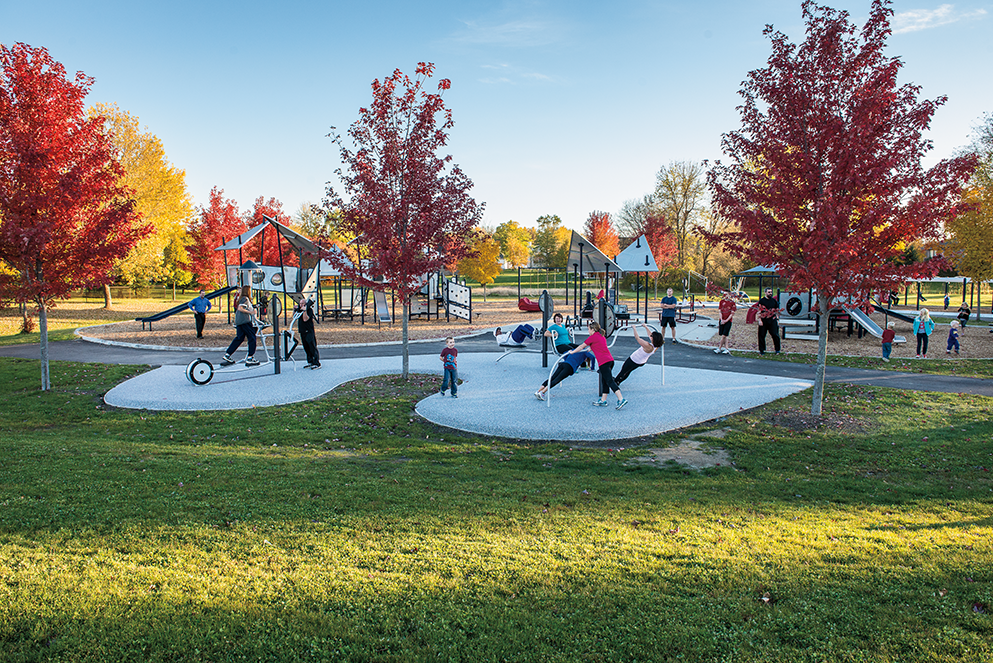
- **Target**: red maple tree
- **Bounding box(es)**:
[187,187,247,288]
[247,196,298,267]
[0,43,149,390]
[641,209,678,280]
[583,211,620,260]
[705,0,976,414]
[323,62,484,376]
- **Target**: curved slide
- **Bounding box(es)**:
[843,306,906,343]
[136,286,238,324]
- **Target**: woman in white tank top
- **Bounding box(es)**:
[614,325,664,386]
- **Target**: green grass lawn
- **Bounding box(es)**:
[737,351,993,380]
[1,359,992,662]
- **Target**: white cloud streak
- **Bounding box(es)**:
[892,4,987,33]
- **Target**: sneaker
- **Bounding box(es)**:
[671,339,678,345]
[244,357,261,367]
[440,390,446,396]
[534,390,545,401]
[616,398,628,410]
[219,355,235,367]
[915,354,920,358]
[714,347,721,354]
[310,363,321,370]
[882,358,890,362]
[722,348,731,355]
[452,393,458,398]
[592,399,609,407]
[947,350,951,354]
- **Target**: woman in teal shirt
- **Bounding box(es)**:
[544,313,577,354]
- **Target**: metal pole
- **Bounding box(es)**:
[272,294,280,375]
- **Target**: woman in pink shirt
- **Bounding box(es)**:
[569,321,627,409]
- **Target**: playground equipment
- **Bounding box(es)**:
[615,235,659,320]
[543,321,665,409]
[185,291,303,386]
[135,285,237,331]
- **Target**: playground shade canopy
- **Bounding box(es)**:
[614,235,658,273]
[214,217,321,255]
[566,231,622,274]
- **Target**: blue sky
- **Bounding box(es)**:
[3,1,991,232]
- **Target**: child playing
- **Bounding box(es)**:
[881,322,895,362]
[440,337,459,398]
[947,320,960,356]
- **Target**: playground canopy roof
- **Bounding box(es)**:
[214,216,321,255]
[614,235,659,273]
[566,230,622,274]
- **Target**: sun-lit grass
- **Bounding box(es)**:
[739,350,993,379]
[0,296,201,346]
[1,358,992,661]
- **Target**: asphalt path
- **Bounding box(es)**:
[3,335,990,396]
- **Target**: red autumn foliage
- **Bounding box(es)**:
[187,187,247,288]
[0,43,149,389]
[323,62,484,376]
[704,0,977,414]
[246,196,298,268]
[641,209,679,278]
[583,210,620,260]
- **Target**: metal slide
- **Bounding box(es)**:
[843,306,906,343]
[373,290,392,323]
[136,286,238,325]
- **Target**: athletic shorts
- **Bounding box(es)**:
[718,320,732,336]
[661,317,676,329]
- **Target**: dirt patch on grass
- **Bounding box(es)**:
[766,407,874,434]
[627,439,732,470]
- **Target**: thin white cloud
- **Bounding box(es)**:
[478,63,554,85]
[892,4,987,33]
[451,18,563,48]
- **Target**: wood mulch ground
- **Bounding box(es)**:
[78,298,539,348]
[698,307,993,359]
[77,298,993,360]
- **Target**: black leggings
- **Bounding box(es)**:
[614,357,644,385]
[598,360,619,396]
[916,333,929,355]
[542,364,575,390]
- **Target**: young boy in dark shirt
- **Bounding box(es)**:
[440,337,459,398]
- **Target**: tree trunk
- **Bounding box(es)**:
[402,300,410,379]
[172,281,176,301]
[39,299,51,391]
[103,284,113,309]
[811,297,829,415]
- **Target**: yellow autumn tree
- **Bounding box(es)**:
[90,103,195,306]
[457,229,502,301]
[493,220,531,268]
[947,114,993,284]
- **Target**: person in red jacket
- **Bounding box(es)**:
[881,322,895,362]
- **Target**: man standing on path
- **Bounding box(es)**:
[660,287,678,344]
[188,289,212,339]
[757,287,781,355]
